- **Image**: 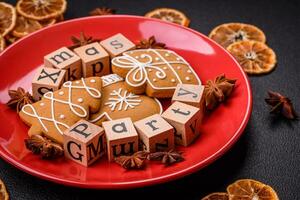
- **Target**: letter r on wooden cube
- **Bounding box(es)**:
[102,117,138,162]
[74,42,110,77]
[44,47,82,81]
[162,101,202,146]
[32,67,66,101]
[134,114,175,153]
[63,120,106,166]
[172,84,205,123]
[100,33,135,58]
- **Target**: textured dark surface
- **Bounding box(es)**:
[1,0,300,199]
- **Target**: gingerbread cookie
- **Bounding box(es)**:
[111,49,201,98]
[89,74,163,125]
[19,77,102,144]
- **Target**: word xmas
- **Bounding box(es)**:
[33,33,135,100]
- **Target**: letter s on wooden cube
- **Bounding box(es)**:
[44,47,82,81]
[162,101,202,146]
[74,42,110,78]
[134,114,175,153]
[100,33,135,58]
[63,119,106,166]
[102,117,138,162]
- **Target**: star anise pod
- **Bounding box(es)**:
[89,7,116,16]
[68,32,100,50]
[25,135,64,159]
[204,74,237,110]
[115,151,149,170]
[265,91,298,119]
[6,87,35,113]
[136,36,167,49]
[148,149,184,166]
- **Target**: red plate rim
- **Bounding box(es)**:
[0,15,252,189]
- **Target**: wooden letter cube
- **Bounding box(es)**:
[44,47,82,81]
[32,67,66,101]
[134,114,175,153]
[74,42,110,77]
[162,101,202,146]
[100,33,135,57]
[102,117,138,162]
[64,120,106,166]
[172,84,205,108]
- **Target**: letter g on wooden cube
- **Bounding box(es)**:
[63,119,106,166]
[102,117,138,162]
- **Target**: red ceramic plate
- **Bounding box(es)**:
[0,16,252,189]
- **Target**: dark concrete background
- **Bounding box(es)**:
[1,0,300,199]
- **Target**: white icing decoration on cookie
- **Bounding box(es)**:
[58,91,64,96]
[155,57,160,61]
[111,49,201,90]
[135,56,139,59]
[102,74,124,87]
[77,98,83,103]
[153,78,157,82]
[104,88,141,111]
[148,69,152,72]
[59,114,65,119]
[187,69,192,74]
[141,54,146,58]
[176,58,181,61]
[21,78,101,134]
[163,66,167,70]
[171,79,176,83]
[165,53,170,57]
[90,79,96,83]
[185,77,190,81]
[177,66,181,70]
[75,81,80,84]
[40,103,45,106]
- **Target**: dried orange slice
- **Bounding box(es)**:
[209,23,266,48]
[16,0,67,21]
[227,179,279,200]
[145,8,190,27]
[227,40,276,74]
[12,15,43,38]
[202,192,229,200]
[0,179,9,200]
[5,33,19,45]
[0,2,17,36]
[39,18,56,27]
[0,36,6,51]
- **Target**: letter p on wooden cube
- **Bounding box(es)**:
[64,120,106,166]
[162,101,201,146]
[100,33,135,57]
[102,117,138,162]
[74,42,110,77]
[134,114,175,153]
[44,47,82,81]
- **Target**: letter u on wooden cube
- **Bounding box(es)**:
[74,42,110,77]
[44,47,82,81]
[63,120,106,166]
[32,67,66,101]
[134,114,175,153]
[102,117,138,162]
[100,33,135,58]
[162,101,202,146]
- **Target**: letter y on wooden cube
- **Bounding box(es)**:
[162,101,201,146]
[74,42,110,77]
[100,33,135,57]
[44,47,82,81]
[32,67,66,101]
[102,117,138,162]
[64,120,106,166]
[134,114,175,153]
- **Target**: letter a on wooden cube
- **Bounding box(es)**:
[134,114,175,153]
[102,117,138,162]
[100,33,135,58]
[64,120,106,166]
[32,67,66,101]
[74,42,110,77]
[162,101,201,146]
[44,47,82,81]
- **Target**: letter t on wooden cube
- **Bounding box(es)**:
[32,67,66,101]
[162,101,202,146]
[134,114,175,153]
[102,117,138,162]
[74,42,110,77]
[100,33,135,58]
[63,120,106,166]
[44,47,82,81]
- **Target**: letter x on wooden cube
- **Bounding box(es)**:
[134,114,175,153]
[162,101,202,146]
[102,117,138,162]
[63,120,106,166]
